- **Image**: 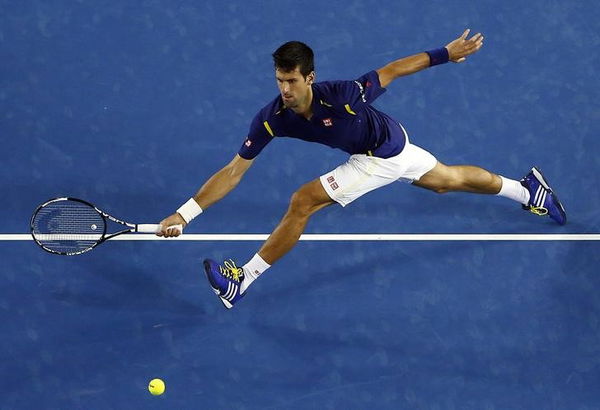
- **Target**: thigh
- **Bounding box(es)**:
[295,178,337,213]
[319,155,400,207]
[394,143,439,183]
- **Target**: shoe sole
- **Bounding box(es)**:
[203,260,234,309]
[531,167,567,225]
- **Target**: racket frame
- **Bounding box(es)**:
[31,197,146,255]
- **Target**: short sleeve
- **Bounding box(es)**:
[238,111,275,159]
[332,70,387,113]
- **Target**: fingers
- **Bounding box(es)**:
[470,33,483,43]
[156,218,185,237]
[156,222,168,237]
[448,30,484,63]
[462,32,483,48]
[155,213,187,237]
[464,32,484,55]
[473,35,484,51]
[159,226,181,238]
[459,29,484,45]
[163,226,182,238]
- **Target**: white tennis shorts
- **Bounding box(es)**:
[320,140,438,207]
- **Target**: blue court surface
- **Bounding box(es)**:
[2,1,600,409]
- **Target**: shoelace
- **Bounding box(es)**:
[219,259,244,282]
[521,176,549,216]
[529,206,548,216]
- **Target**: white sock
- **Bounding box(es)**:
[497,176,530,205]
[240,253,271,294]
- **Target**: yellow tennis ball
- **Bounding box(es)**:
[148,378,165,396]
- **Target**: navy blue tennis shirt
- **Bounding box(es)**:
[238,70,407,160]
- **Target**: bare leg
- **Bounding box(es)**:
[258,179,335,265]
[412,161,502,194]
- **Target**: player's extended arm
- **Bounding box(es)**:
[376,29,484,88]
[158,154,254,237]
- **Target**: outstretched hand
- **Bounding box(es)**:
[445,29,484,63]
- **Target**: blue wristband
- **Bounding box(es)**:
[425,47,450,66]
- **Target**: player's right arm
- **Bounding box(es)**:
[158,106,275,237]
[158,154,254,237]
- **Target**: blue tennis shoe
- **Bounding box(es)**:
[520,167,566,225]
[203,258,245,309]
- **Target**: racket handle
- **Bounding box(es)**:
[137,224,183,234]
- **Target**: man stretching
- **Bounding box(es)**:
[158,30,566,309]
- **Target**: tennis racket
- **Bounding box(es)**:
[30,197,182,255]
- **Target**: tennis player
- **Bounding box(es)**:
[158,29,566,309]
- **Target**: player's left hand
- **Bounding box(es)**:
[445,29,484,63]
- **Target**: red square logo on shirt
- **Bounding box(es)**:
[322,118,333,127]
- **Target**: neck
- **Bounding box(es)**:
[291,86,314,119]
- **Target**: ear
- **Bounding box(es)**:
[307,71,315,85]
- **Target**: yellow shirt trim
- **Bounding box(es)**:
[263,121,274,137]
[344,104,356,115]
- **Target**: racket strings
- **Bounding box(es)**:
[31,200,105,254]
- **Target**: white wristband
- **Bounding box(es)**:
[176,198,203,224]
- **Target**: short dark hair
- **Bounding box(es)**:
[272,41,314,78]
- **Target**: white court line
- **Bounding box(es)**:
[2,234,599,241]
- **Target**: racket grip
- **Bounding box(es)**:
[137,224,183,234]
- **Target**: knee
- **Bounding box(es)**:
[288,187,317,218]
[288,189,317,218]
[416,163,461,194]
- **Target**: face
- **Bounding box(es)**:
[275,67,314,109]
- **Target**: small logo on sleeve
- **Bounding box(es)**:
[322,118,333,127]
[245,139,252,147]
